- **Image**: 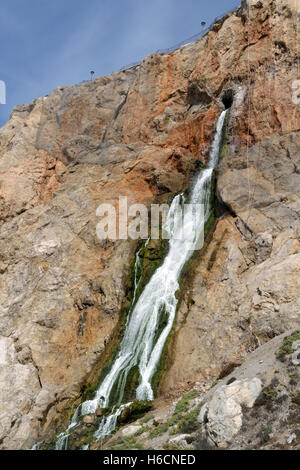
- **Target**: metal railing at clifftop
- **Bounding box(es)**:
[118,7,238,72]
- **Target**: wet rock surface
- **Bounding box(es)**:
[0,0,299,449]
[162,132,300,393]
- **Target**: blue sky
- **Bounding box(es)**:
[0,0,240,126]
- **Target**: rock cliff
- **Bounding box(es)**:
[100,330,300,450]
[0,0,299,449]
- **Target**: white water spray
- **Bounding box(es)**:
[55,110,228,448]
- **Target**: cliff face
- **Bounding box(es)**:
[0,0,299,449]
[100,331,300,451]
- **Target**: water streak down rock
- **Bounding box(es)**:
[0,0,299,449]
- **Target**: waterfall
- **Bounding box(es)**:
[94,402,132,441]
[131,237,150,308]
[54,109,228,448]
[55,406,80,450]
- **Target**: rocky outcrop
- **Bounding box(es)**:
[198,378,262,447]
[0,0,299,449]
[161,0,300,393]
[101,331,300,451]
[195,330,300,450]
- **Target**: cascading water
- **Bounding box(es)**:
[54,109,228,449]
[55,406,80,450]
[131,237,150,308]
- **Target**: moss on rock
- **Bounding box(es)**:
[118,400,153,425]
[276,330,300,362]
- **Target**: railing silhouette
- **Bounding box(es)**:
[118,7,238,72]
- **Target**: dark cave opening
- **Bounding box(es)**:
[221,89,234,109]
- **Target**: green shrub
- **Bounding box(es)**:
[163,442,181,451]
[174,389,198,415]
[141,413,155,424]
[291,391,300,406]
[170,405,201,435]
[276,331,300,362]
[149,422,169,438]
[255,386,278,410]
[134,425,150,437]
[257,424,272,444]
[177,408,201,434]
[107,435,145,450]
